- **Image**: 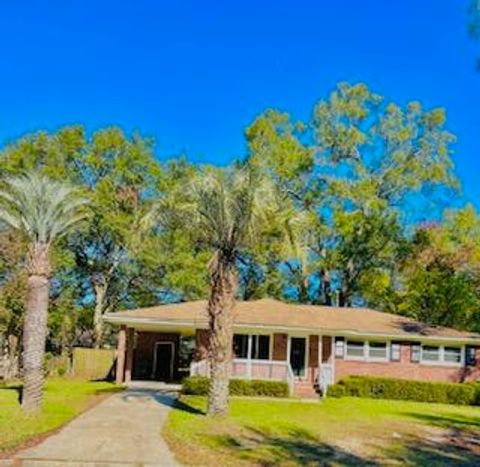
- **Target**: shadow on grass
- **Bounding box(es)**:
[384,432,480,466]
[0,383,23,404]
[388,411,480,465]
[214,426,378,466]
[402,411,480,430]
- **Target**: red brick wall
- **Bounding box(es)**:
[334,342,480,383]
[308,336,319,381]
[322,336,332,363]
[273,333,288,360]
[194,329,209,361]
[134,332,180,380]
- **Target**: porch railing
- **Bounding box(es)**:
[190,358,295,395]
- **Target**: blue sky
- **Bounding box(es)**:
[0,1,479,205]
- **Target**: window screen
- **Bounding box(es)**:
[233,334,248,358]
[390,342,401,362]
[346,341,364,358]
[411,343,421,363]
[251,335,270,360]
[335,337,345,358]
[444,347,461,363]
[368,342,387,359]
[422,345,440,362]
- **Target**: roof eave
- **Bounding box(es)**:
[103,315,480,345]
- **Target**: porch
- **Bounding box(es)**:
[114,326,336,396]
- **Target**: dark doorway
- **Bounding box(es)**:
[290,337,306,377]
[153,342,174,381]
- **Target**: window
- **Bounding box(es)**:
[443,347,461,364]
[422,345,440,362]
[233,334,248,358]
[368,342,387,360]
[466,346,477,366]
[251,335,270,360]
[233,334,270,360]
[346,340,365,358]
[390,342,401,362]
[178,336,195,370]
[411,343,421,363]
[335,337,345,358]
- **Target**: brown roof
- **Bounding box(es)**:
[105,298,480,342]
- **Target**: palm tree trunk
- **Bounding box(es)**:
[22,243,50,412]
[207,255,237,417]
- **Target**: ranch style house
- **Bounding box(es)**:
[104,298,480,398]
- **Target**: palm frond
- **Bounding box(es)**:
[0,172,90,245]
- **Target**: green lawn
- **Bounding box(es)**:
[164,396,480,466]
[0,378,121,453]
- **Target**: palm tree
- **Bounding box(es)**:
[0,173,89,412]
[190,166,279,416]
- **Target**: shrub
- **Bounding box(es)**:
[182,376,210,395]
[327,376,480,406]
[182,376,289,398]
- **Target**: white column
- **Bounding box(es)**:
[247,334,253,379]
[318,335,323,373]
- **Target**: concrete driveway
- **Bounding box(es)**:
[9,382,180,467]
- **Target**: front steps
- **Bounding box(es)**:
[293,380,320,399]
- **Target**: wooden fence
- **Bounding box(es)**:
[72,347,116,380]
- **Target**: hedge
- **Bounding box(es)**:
[327,376,480,406]
[182,376,289,398]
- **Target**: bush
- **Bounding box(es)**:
[182,376,289,398]
[327,376,480,406]
[182,376,210,395]
[45,352,71,377]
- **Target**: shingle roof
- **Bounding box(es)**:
[104,298,480,342]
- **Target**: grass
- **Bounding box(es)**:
[164,396,480,465]
[0,378,122,453]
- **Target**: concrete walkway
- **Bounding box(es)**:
[9,383,180,467]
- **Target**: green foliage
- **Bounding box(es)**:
[327,376,480,406]
[391,205,480,331]
[0,172,89,245]
[230,379,289,397]
[182,376,289,398]
[246,82,458,306]
[182,376,210,395]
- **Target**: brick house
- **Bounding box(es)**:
[104,298,480,397]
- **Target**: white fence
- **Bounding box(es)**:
[190,358,295,394]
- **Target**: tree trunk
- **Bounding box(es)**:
[338,282,352,307]
[207,255,237,417]
[3,334,19,380]
[319,268,332,306]
[298,273,309,303]
[93,280,107,348]
[22,243,51,412]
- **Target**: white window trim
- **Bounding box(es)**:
[366,341,390,362]
[390,342,401,362]
[420,344,464,367]
[233,333,272,361]
[344,340,390,362]
[344,340,366,361]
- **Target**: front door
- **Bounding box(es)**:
[289,337,306,377]
[153,342,174,381]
